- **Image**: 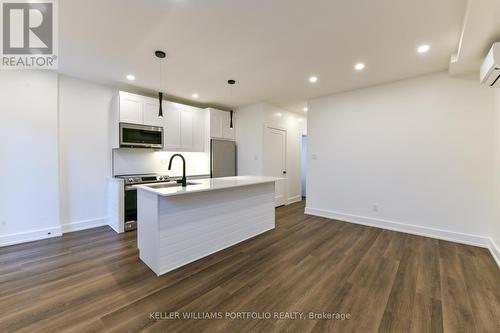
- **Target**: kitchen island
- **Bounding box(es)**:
[135,176,280,276]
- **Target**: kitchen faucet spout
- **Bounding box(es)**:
[168,154,187,187]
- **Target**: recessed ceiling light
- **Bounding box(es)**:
[275,112,282,117]
[126,74,135,81]
[303,107,308,112]
[309,76,318,83]
[192,93,199,98]
[417,44,430,54]
[354,63,365,71]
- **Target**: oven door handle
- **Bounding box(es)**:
[125,186,137,191]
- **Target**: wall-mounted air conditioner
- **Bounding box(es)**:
[480,42,500,87]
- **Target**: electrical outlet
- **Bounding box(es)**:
[161,158,167,165]
[311,154,318,160]
[372,204,379,212]
[1,220,6,226]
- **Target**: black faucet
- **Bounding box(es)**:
[168,154,187,187]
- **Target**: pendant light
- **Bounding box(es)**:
[227,79,236,129]
[155,50,166,118]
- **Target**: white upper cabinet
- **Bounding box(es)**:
[163,102,206,152]
[119,92,163,127]
[208,108,235,140]
[221,111,235,140]
[210,109,223,138]
[163,101,182,150]
[180,107,194,150]
[143,97,164,127]
[115,91,206,152]
[119,92,144,124]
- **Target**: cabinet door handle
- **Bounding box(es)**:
[282,171,287,174]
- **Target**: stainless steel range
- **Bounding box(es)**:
[115,174,170,231]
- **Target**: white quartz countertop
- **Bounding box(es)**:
[135,175,281,197]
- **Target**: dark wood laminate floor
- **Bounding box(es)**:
[1,201,499,333]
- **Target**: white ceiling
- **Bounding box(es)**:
[59,0,467,113]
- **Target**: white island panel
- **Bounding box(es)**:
[137,181,275,276]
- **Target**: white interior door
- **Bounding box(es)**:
[264,126,287,206]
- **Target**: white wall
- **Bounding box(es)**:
[59,76,116,232]
[236,103,306,204]
[307,72,496,246]
[0,71,216,245]
[0,71,61,245]
[493,89,500,262]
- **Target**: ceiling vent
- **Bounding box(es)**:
[480,42,500,87]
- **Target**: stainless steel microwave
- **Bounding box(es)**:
[119,123,164,149]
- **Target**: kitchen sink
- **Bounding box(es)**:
[147,181,199,189]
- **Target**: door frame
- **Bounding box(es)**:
[263,123,287,206]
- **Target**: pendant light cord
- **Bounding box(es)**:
[229,81,234,129]
[158,56,164,118]
[160,59,163,92]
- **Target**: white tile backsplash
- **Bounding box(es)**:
[113,149,210,177]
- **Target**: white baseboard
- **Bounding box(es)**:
[61,217,108,233]
[107,221,122,234]
[305,207,490,248]
[286,195,302,205]
[489,238,500,268]
[1,217,110,248]
[0,226,63,247]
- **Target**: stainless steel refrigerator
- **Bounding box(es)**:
[210,139,236,178]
